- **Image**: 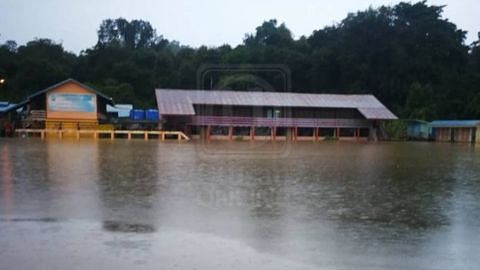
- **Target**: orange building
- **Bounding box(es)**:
[13,79,114,130]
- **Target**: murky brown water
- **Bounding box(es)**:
[1,139,480,270]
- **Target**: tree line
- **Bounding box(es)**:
[1,1,479,120]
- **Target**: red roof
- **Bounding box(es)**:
[155,89,397,120]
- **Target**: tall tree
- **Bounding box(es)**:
[1,2,479,119]
[97,18,160,49]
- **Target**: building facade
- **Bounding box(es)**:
[430,120,480,143]
[10,79,113,130]
[406,120,431,140]
[155,89,397,141]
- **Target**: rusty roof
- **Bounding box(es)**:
[155,89,397,120]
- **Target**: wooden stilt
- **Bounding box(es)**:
[314,127,318,142]
[228,126,233,141]
[336,128,340,140]
[272,127,276,142]
[14,129,190,142]
[250,126,255,141]
[294,127,298,141]
[144,132,148,141]
[206,125,211,142]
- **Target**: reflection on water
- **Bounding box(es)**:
[0,217,57,223]
[0,139,480,269]
[97,142,160,233]
[1,145,14,213]
[103,220,155,233]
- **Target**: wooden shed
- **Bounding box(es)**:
[430,120,480,143]
[406,120,431,140]
[12,79,114,130]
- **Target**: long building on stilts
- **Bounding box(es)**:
[155,89,398,141]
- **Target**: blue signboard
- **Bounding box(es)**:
[47,93,96,112]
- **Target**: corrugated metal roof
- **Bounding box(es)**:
[26,78,114,105]
[155,89,398,120]
[430,120,480,128]
[357,107,398,120]
[5,79,115,113]
[0,102,17,113]
[405,119,430,124]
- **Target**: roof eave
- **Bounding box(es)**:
[27,78,114,105]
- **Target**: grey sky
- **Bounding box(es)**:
[1,0,479,54]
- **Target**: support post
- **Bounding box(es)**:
[228,126,233,141]
[206,125,211,142]
[127,132,131,140]
[250,126,255,141]
[336,128,340,140]
[271,127,276,142]
[41,131,45,140]
[111,131,114,140]
[76,131,80,140]
[144,132,148,141]
[294,127,298,141]
[287,127,292,141]
[314,127,318,142]
[161,132,165,141]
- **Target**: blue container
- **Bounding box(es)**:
[129,109,145,121]
[145,109,159,122]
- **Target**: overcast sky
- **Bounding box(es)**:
[1,0,479,54]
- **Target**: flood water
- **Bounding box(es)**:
[1,139,480,270]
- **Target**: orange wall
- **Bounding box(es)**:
[46,82,97,120]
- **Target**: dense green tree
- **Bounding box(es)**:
[244,19,294,48]
[0,39,76,101]
[1,2,480,120]
[97,18,160,49]
[307,1,469,118]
